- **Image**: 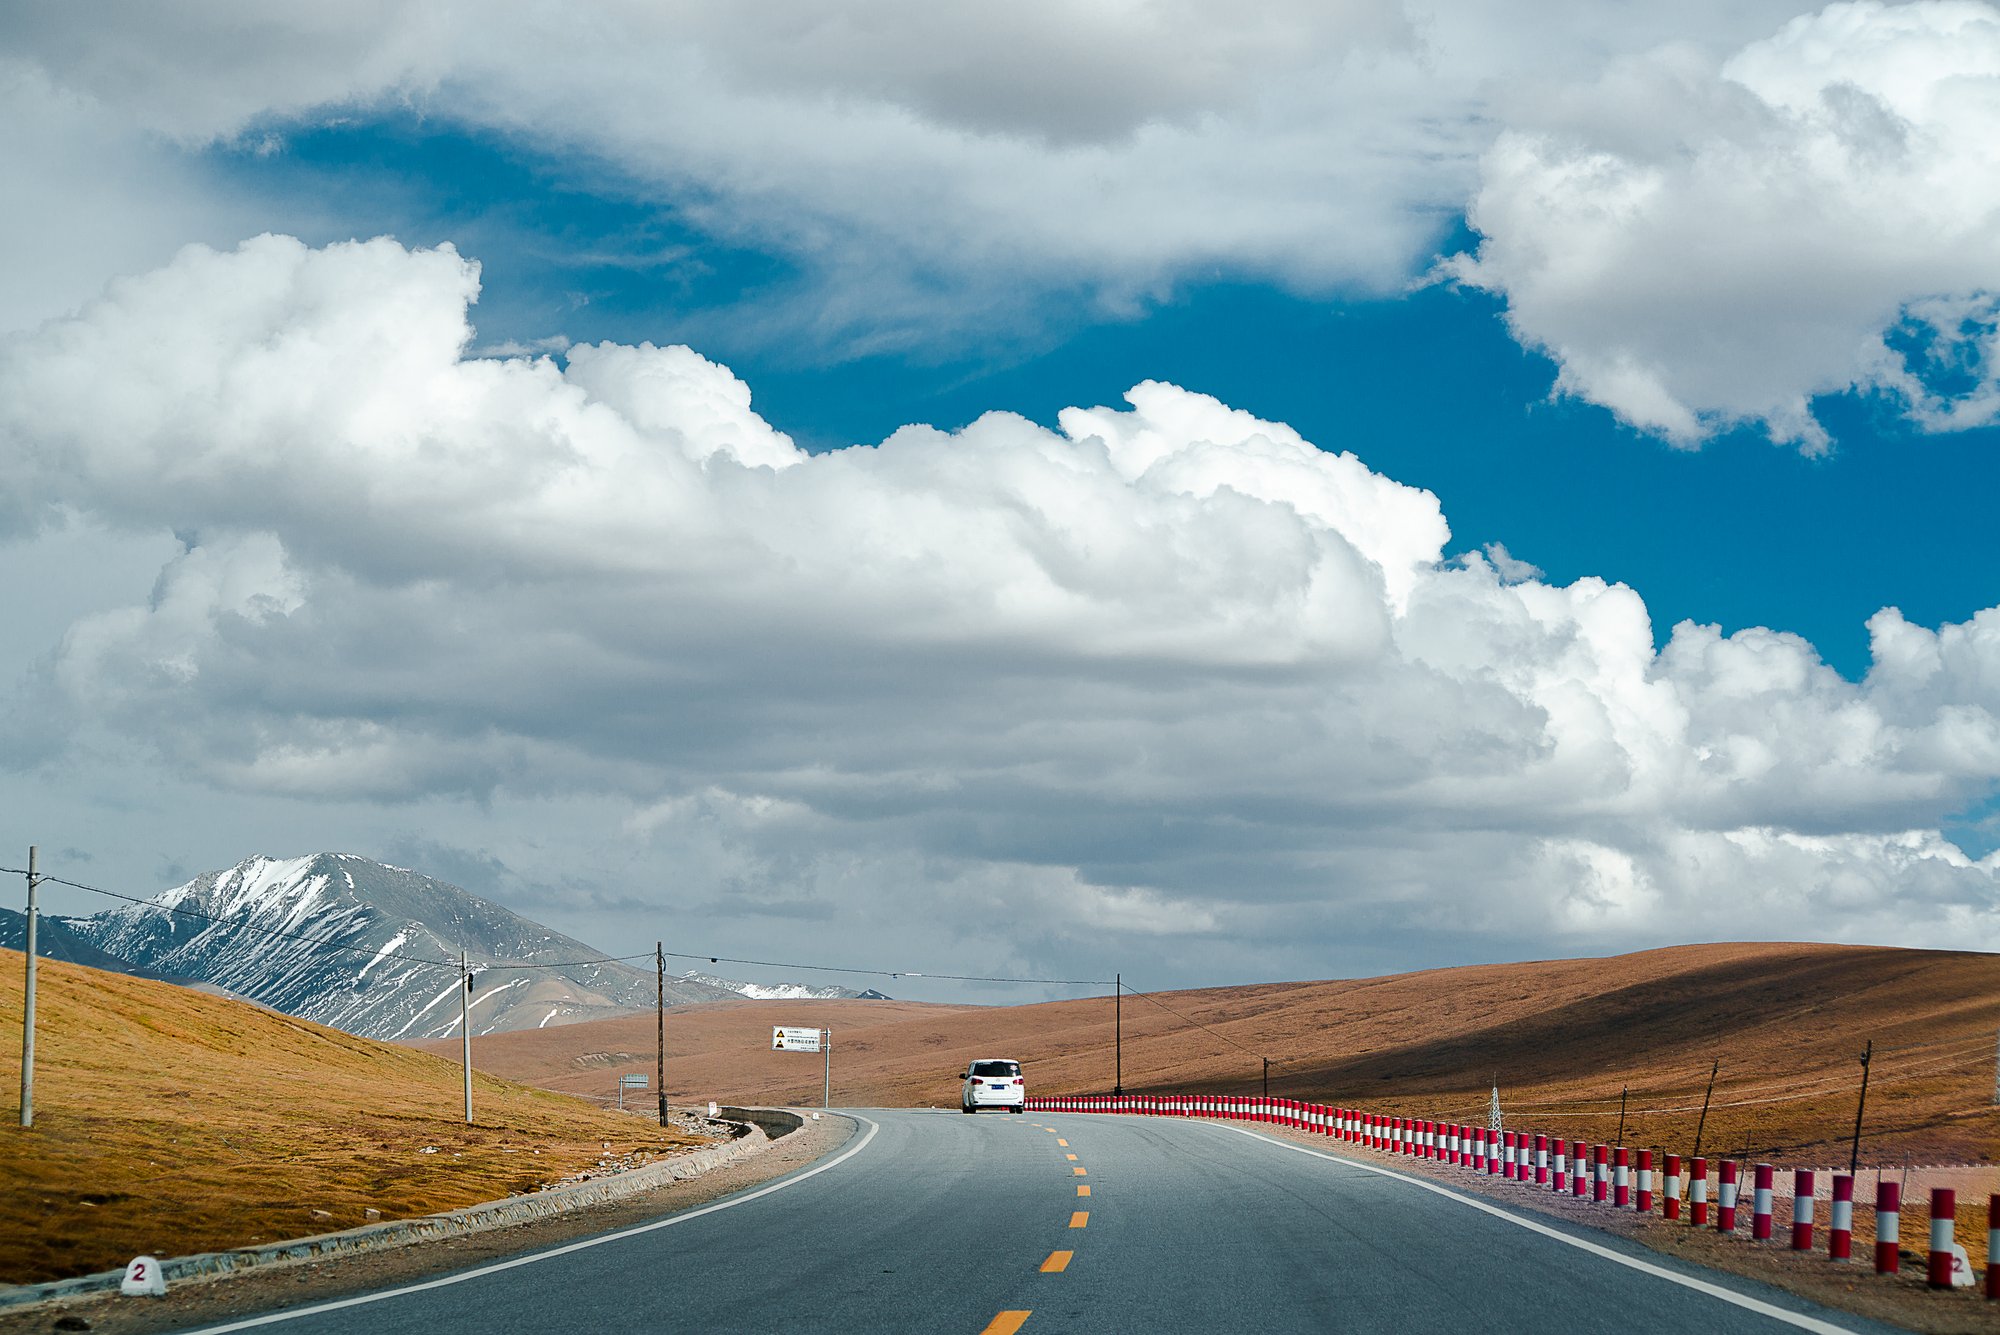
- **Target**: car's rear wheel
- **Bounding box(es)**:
[961,1104,974,1114]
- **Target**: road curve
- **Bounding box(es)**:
[170,1110,1904,1335]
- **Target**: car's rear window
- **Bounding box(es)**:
[971,1060,1020,1078]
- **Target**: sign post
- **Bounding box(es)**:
[772,1026,832,1109]
[618,1073,648,1111]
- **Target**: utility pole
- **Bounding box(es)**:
[1262,1057,1269,1099]
[459,948,473,1125]
[656,942,668,1128]
[1692,1059,1718,1158]
[1113,974,1122,1095]
[1616,1086,1628,1145]
[821,1028,831,1110]
[1849,1039,1872,1175]
[19,846,38,1129]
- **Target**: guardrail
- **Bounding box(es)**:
[1024,1094,1997,1299]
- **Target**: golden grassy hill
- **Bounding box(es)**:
[0,948,707,1285]
[439,942,2000,1166]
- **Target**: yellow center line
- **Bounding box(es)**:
[1069,1211,1088,1228]
[1055,1139,1068,1147]
[980,1312,1032,1335]
[1040,1250,1073,1273]
[1076,1185,1091,1197]
[1065,1153,1077,1161]
[1072,1166,1087,1176]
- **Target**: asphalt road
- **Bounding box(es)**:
[173,1110,1907,1335]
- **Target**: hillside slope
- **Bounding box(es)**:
[0,948,710,1285]
[444,942,2000,1165]
[63,853,743,1038]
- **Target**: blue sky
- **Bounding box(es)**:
[3,2,1998,995]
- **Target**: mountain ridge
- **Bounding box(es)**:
[48,852,877,1040]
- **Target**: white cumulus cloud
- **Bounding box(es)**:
[1445,0,2000,449]
[1,235,1996,974]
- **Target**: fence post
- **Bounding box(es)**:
[1874,1179,1900,1273]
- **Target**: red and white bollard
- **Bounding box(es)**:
[1875,1180,1900,1273]
[1637,1150,1654,1213]
[1593,1145,1610,1203]
[1689,1157,1708,1226]
[1791,1170,1815,1251]
[1752,1163,1775,1241]
[1535,1133,1549,1185]
[1551,1138,1567,1192]
[1571,1141,1588,1196]
[1662,1153,1681,1219]
[1614,1147,1631,1208]
[1717,1161,1740,1233]
[1927,1188,1956,1289]
[1502,1132,1517,1178]
[1986,1193,1997,1299]
[1828,1174,1853,1260]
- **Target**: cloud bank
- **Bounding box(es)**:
[2,235,1994,975]
[1446,0,2000,448]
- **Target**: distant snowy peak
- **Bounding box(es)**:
[69,852,741,1039]
[678,970,888,1001]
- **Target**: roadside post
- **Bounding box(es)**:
[618,1073,648,1110]
[19,846,38,1129]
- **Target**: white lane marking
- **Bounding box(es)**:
[1230,1129,1856,1334]
[180,1115,883,1334]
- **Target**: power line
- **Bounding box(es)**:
[5,866,1111,986]
[1,868,652,973]
[666,949,1112,988]
[1119,981,1267,1061]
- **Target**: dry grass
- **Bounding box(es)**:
[435,942,2000,1173]
[0,949,709,1285]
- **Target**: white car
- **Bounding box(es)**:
[960,1058,1026,1113]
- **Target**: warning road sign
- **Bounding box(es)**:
[772,1026,823,1052]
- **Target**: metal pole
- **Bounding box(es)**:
[460,948,472,1125]
[20,846,38,1129]
[1849,1040,1872,1175]
[1114,974,1122,1095]
[1262,1057,1269,1099]
[822,1028,830,1110]
[1692,1059,1718,1158]
[1616,1086,1628,1145]
[657,942,668,1128]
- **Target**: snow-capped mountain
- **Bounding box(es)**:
[61,853,744,1040]
[677,971,888,1001]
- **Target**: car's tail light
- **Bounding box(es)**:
[1013,1077,1024,1085]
